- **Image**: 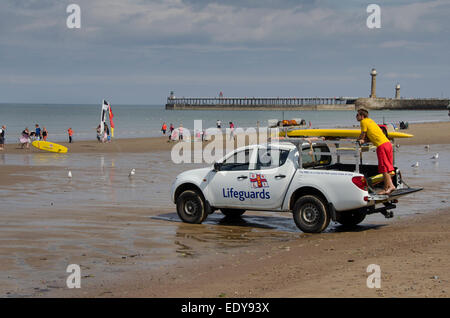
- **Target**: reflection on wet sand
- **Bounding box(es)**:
[0,144,449,297]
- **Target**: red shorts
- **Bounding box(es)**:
[376,142,394,174]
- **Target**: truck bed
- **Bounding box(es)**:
[309,163,400,191]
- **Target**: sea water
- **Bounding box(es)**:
[0,103,448,143]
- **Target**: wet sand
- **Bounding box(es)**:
[2,121,449,154]
[73,208,450,298]
[1,205,448,298]
[0,121,449,298]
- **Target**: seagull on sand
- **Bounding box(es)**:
[411,162,419,168]
[68,170,72,178]
[425,145,430,150]
[128,168,136,177]
[430,153,439,160]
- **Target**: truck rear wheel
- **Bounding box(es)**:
[176,190,208,224]
[293,195,330,233]
[220,209,246,218]
[336,209,366,227]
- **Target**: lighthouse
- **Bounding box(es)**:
[370,68,377,98]
[395,84,401,99]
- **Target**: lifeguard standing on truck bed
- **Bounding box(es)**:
[356,108,395,195]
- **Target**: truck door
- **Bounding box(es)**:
[249,147,295,210]
[206,148,257,208]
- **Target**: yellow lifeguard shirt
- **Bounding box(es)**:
[360,118,389,147]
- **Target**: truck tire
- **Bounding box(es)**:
[220,209,246,218]
[176,190,208,224]
[292,195,330,233]
[336,209,366,227]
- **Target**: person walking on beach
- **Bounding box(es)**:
[202,128,206,142]
[20,128,31,149]
[178,124,183,141]
[168,123,175,141]
[0,125,5,150]
[35,124,42,140]
[42,127,48,141]
[67,128,74,143]
[161,122,167,135]
[229,121,235,140]
[356,108,395,195]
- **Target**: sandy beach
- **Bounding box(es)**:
[0,121,449,298]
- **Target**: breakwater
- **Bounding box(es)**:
[355,98,450,110]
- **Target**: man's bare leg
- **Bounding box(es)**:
[378,172,396,195]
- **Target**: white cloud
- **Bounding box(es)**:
[384,72,422,79]
[379,40,432,50]
[2,0,449,49]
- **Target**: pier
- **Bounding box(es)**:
[165,96,357,110]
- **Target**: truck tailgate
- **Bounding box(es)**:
[368,187,423,203]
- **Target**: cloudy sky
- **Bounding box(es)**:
[0,0,449,104]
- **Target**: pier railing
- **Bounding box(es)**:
[166,97,355,108]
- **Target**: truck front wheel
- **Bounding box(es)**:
[293,195,330,233]
[176,190,208,224]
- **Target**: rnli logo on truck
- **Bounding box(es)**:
[249,173,268,188]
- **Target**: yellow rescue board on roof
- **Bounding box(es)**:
[281,129,413,139]
[32,140,68,153]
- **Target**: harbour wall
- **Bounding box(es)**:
[355,98,450,110]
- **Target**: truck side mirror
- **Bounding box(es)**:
[214,162,222,172]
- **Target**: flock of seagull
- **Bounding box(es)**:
[67,168,136,179]
[65,145,439,179]
[411,145,439,168]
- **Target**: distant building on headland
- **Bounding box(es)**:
[166,69,449,110]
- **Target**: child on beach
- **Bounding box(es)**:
[356,108,396,195]
[96,125,102,142]
[161,122,167,135]
[42,127,48,141]
[103,124,110,143]
[30,132,37,141]
[68,128,74,143]
[35,124,42,140]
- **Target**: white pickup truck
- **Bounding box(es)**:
[171,141,422,233]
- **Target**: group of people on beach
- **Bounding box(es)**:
[161,122,182,141]
[161,120,237,142]
[96,124,111,143]
[19,124,49,149]
[0,123,76,150]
